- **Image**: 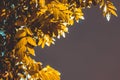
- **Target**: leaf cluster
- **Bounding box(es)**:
[0,0,118,80]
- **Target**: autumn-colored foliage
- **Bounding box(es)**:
[0,0,117,80]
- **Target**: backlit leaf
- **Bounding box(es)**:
[26,28,33,36]
[41,40,46,48]
[38,38,43,46]
[39,65,61,80]
[106,12,111,21]
[53,8,59,20]
[108,4,117,10]
[27,37,37,46]
[39,0,45,7]
[15,37,27,49]
[103,4,107,13]
[16,46,26,59]
[27,47,35,56]
[108,8,118,17]
[100,0,104,8]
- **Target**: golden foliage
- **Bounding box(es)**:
[27,46,35,56]
[26,28,33,36]
[15,30,26,39]
[27,37,37,47]
[99,0,117,21]
[30,65,61,80]
[16,46,26,59]
[15,37,27,49]
[0,0,118,80]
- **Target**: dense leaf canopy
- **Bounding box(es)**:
[0,0,117,80]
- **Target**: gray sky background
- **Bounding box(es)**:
[34,1,120,80]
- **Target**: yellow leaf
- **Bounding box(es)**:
[27,47,35,56]
[38,38,43,46]
[57,4,67,10]
[15,37,27,49]
[108,8,118,17]
[46,73,55,80]
[39,71,48,80]
[59,11,67,21]
[46,66,61,75]
[100,0,104,8]
[108,4,117,10]
[15,30,26,39]
[103,4,107,13]
[61,25,68,32]
[26,28,33,36]
[27,37,37,46]
[75,8,82,13]
[61,0,68,3]
[49,72,59,80]
[63,10,72,14]
[41,40,46,48]
[53,8,59,20]
[33,63,39,72]
[68,19,74,25]
[17,46,26,54]
[39,0,45,7]
[40,66,61,80]
[75,12,84,16]
[22,55,29,64]
[16,46,26,59]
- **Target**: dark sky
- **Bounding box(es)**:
[34,1,120,80]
